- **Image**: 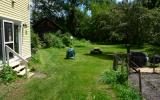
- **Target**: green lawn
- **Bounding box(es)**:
[26,45,119,100]
[2,43,146,100]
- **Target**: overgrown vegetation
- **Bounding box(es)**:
[31,31,72,50]
[31,31,40,49]
[61,33,72,47]
[31,31,41,53]
[101,70,141,100]
[43,33,64,48]
[0,65,17,84]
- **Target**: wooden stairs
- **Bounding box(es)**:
[5,45,34,78]
[9,58,34,78]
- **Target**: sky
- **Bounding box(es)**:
[117,0,123,2]
[117,0,134,2]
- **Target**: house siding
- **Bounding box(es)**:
[0,0,31,58]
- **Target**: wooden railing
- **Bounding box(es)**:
[5,45,28,78]
[113,54,142,96]
[129,61,142,96]
[113,54,126,71]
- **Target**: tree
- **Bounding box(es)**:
[135,0,160,9]
[149,8,160,46]
[31,0,90,35]
[84,0,120,42]
[31,0,65,23]
[63,0,90,35]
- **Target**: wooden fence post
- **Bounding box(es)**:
[138,70,142,96]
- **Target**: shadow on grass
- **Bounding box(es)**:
[114,44,145,49]
[74,45,86,48]
[84,52,115,60]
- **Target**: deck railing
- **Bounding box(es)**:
[5,45,28,78]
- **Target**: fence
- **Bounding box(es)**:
[113,54,142,96]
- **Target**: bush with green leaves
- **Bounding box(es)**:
[43,33,54,48]
[43,33,64,48]
[53,37,65,48]
[31,31,40,49]
[0,65,17,84]
[31,31,41,54]
[101,70,127,85]
[61,34,72,47]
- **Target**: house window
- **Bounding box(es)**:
[4,22,13,42]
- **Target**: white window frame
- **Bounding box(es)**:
[2,20,15,62]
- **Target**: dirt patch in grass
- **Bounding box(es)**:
[0,72,47,100]
[32,72,47,79]
[1,79,27,100]
[129,73,160,100]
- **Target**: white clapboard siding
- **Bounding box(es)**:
[0,0,31,58]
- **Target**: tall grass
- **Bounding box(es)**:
[101,70,141,100]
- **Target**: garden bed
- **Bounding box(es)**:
[129,73,160,100]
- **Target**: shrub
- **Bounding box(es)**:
[43,33,54,48]
[101,71,127,84]
[62,34,72,47]
[116,72,128,84]
[31,31,40,49]
[53,37,65,48]
[43,33,64,48]
[0,65,17,84]
[101,71,117,84]
[74,39,90,47]
[31,31,41,54]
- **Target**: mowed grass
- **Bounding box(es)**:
[2,42,146,100]
[25,44,125,100]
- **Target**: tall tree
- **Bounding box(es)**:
[31,0,90,35]
[135,0,160,9]
[31,0,65,23]
[64,0,90,35]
